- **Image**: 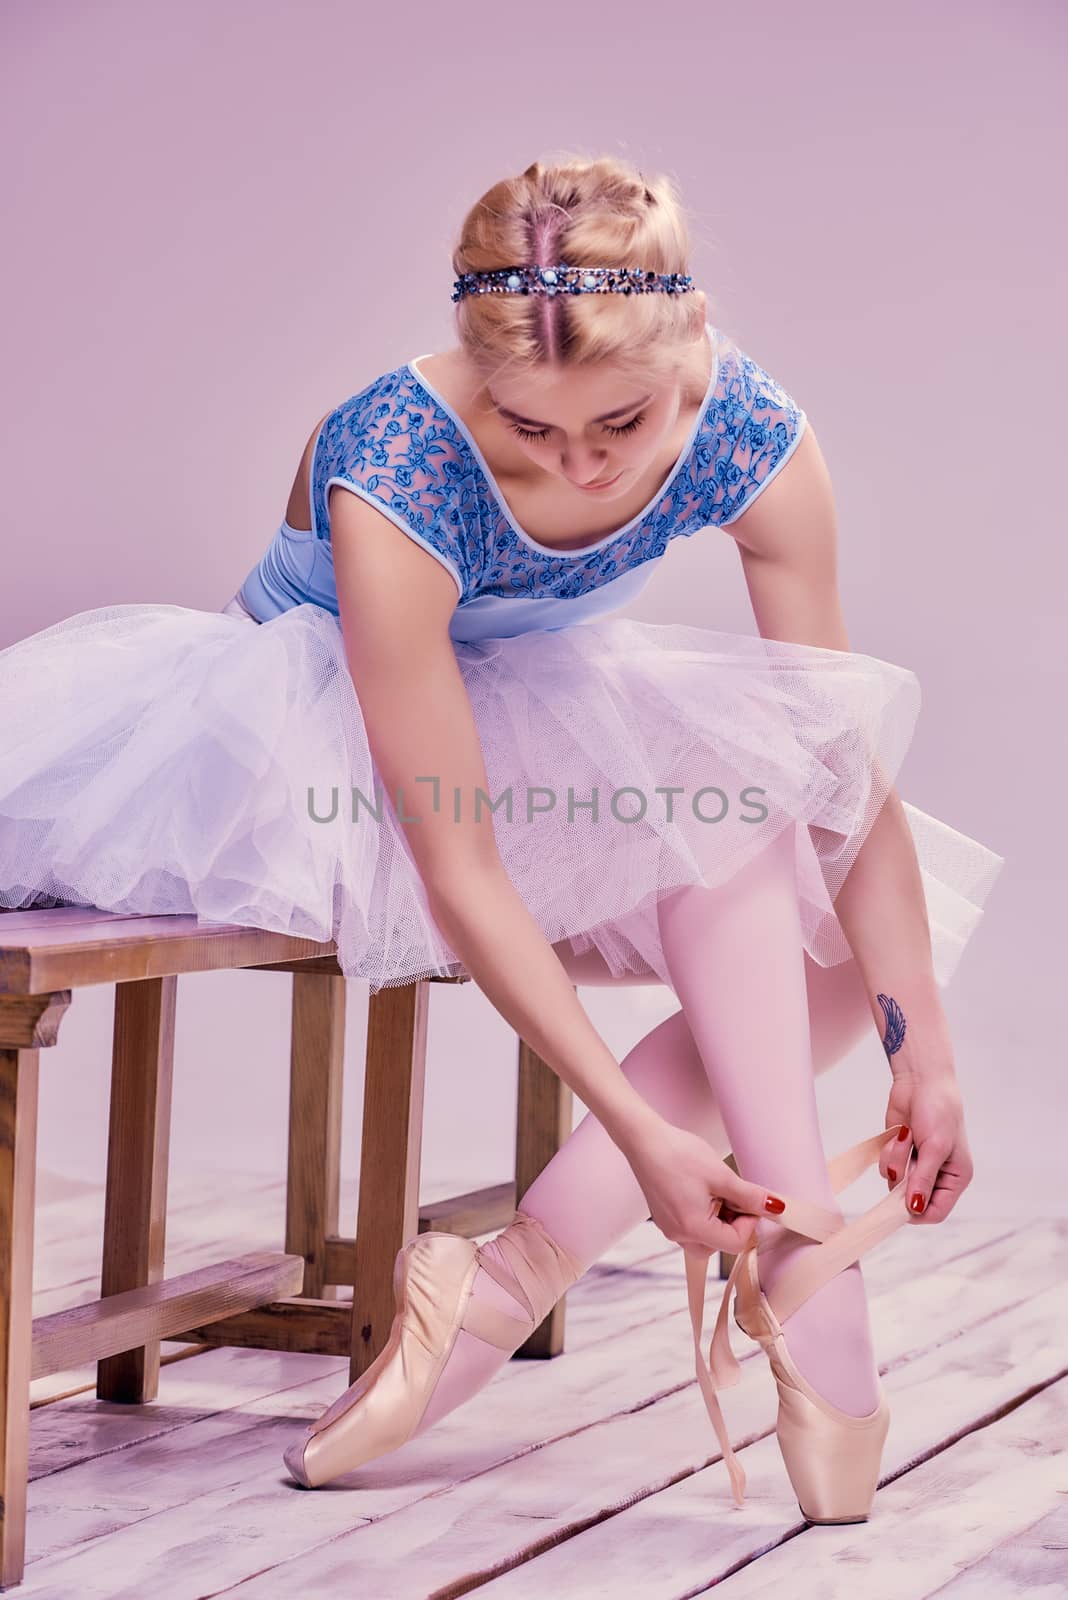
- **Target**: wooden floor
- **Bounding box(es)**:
[15,1169,1068,1598]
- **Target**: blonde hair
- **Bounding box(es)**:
[451,150,710,389]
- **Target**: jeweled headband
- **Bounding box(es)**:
[451,264,695,303]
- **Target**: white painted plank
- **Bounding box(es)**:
[10,1219,1054,1597]
[207,1282,1068,1600]
[921,1500,1068,1597]
[27,1214,1010,1478]
[468,1286,1068,1598]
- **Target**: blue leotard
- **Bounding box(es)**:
[237,321,807,643]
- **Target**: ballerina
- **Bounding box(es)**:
[0,152,1004,1522]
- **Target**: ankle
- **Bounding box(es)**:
[768,1257,880,1415]
[471,1237,534,1327]
[754,1182,849,1270]
[492,1210,587,1328]
[756,1229,865,1312]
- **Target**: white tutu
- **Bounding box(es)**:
[0,600,1004,993]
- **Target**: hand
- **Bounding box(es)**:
[619,1117,784,1259]
[879,1066,974,1224]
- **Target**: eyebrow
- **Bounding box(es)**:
[492,393,653,428]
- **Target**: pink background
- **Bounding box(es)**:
[2,1,1059,1219]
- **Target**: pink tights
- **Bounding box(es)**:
[413,826,881,1436]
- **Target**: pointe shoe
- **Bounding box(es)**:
[685,1123,917,1522]
[282,1211,584,1488]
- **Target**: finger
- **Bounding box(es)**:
[913,1181,958,1225]
[909,1186,951,1225]
[879,1119,910,1181]
[718,1206,760,1248]
[718,1168,788,1220]
[879,1122,911,1186]
[685,1197,750,1257]
[694,1211,756,1255]
[711,1213,758,1253]
[906,1138,950,1218]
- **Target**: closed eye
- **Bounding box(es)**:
[508,413,647,444]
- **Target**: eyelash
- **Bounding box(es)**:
[507,413,647,444]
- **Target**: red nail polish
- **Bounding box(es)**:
[888,1167,898,1183]
[897,1124,910,1142]
[764,1194,785,1214]
[909,1192,926,1214]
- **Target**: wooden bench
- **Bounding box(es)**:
[0,905,573,1590]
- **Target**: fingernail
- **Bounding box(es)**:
[897,1124,910,1142]
[909,1192,926,1214]
[888,1167,897,1183]
[764,1194,785,1214]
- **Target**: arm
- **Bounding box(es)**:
[328,486,793,1255]
[726,425,969,1221]
[328,485,666,1156]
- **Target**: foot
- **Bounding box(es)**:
[282,1215,585,1489]
[753,1219,881,1416]
[409,1235,533,1436]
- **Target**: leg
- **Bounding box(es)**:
[656,824,881,1415]
[413,1002,724,1434]
[518,937,874,1265]
[414,906,873,1436]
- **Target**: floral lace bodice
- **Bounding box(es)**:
[240,323,807,639]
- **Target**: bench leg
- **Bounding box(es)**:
[0,991,69,1591]
[97,975,177,1404]
[514,1036,574,1358]
[349,981,428,1382]
[285,969,345,1300]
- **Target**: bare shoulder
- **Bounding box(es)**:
[411,347,483,416]
[412,346,466,383]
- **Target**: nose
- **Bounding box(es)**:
[561,446,612,487]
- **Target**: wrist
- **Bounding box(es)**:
[602,1089,663,1156]
[887,1018,957,1080]
[873,981,955,1079]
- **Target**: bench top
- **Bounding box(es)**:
[0,907,339,994]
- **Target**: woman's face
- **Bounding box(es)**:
[479,359,685,497]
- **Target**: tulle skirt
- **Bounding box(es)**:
[0,598,1004,993]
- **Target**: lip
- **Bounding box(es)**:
[577,469,623,492]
